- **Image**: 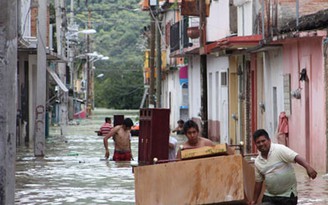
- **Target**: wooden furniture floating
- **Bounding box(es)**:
[113,115,124,126]
[138,108,170,165]
[181,144,235,160]
[134,154,256,205]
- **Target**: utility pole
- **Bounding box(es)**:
[199,0,208,138]
[149,12,156,108]
[34,0,47,156]
[0,0,17,203]
[155,0,162,108]
[55,0,68,136]
[70,0,75,25]
[69,0,76,120]
[86,8,92,116]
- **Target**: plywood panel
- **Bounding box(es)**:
[181,144,234,159]
[135,155,254,205]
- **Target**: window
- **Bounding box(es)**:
[221,72,227,86]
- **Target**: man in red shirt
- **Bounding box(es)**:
[97,117,113,136]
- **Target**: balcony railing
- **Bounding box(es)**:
[170,17,190,53]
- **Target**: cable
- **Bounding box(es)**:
[149,8,168,47]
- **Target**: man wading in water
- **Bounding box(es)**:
[248,129,317,205]
[176,120,214,159]
[103,118,134,161]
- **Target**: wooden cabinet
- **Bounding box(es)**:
[113,115,124,126]
[138,108,170,165]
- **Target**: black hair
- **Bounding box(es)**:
[105,117,111,122]
[253,129,270,141]
[123,118,133,128]
[183,120,199,134]
[177,119,184,124]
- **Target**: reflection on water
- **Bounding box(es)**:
[15,109,328,204]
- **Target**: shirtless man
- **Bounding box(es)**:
[103,118,134,161]
[176,120,214,159]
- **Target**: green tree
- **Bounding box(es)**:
[69,0,148,109]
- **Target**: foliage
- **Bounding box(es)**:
[68,0,149,109]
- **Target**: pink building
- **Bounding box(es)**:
[279,34,327,171]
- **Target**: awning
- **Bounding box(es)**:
[205,34,262,53]
[169,44,199,58]
[46,67,69,92]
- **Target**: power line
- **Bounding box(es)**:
[95,69,143,73]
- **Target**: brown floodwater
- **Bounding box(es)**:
[296,165,328,205]
[15,109,328,204]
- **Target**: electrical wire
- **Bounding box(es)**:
[149,8,168,48]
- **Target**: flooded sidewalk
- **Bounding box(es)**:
[15,109,328,205]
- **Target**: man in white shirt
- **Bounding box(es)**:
[249,129,317,205]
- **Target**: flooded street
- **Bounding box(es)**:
[16,109,139,205]
[15,109,328,205]
[296,165,328,205]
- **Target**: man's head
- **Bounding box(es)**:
[105,117,111,123]
[183,120,199,146]
[253,129,271,154]
[122,118,134,130]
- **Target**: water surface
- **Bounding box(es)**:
[15,109,328,204]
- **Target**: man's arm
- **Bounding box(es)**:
[249,181,263,205]
[103,126,119,159]
[295,155,317,179]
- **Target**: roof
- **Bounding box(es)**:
[205,35,262,54]
[280,9,328,33]
[46,67,69,92]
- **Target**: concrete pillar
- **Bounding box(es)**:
[0,0,17,204]
[34,0,47,156]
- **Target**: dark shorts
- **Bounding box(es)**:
[113,150,132,161]
[262,193,298,205]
